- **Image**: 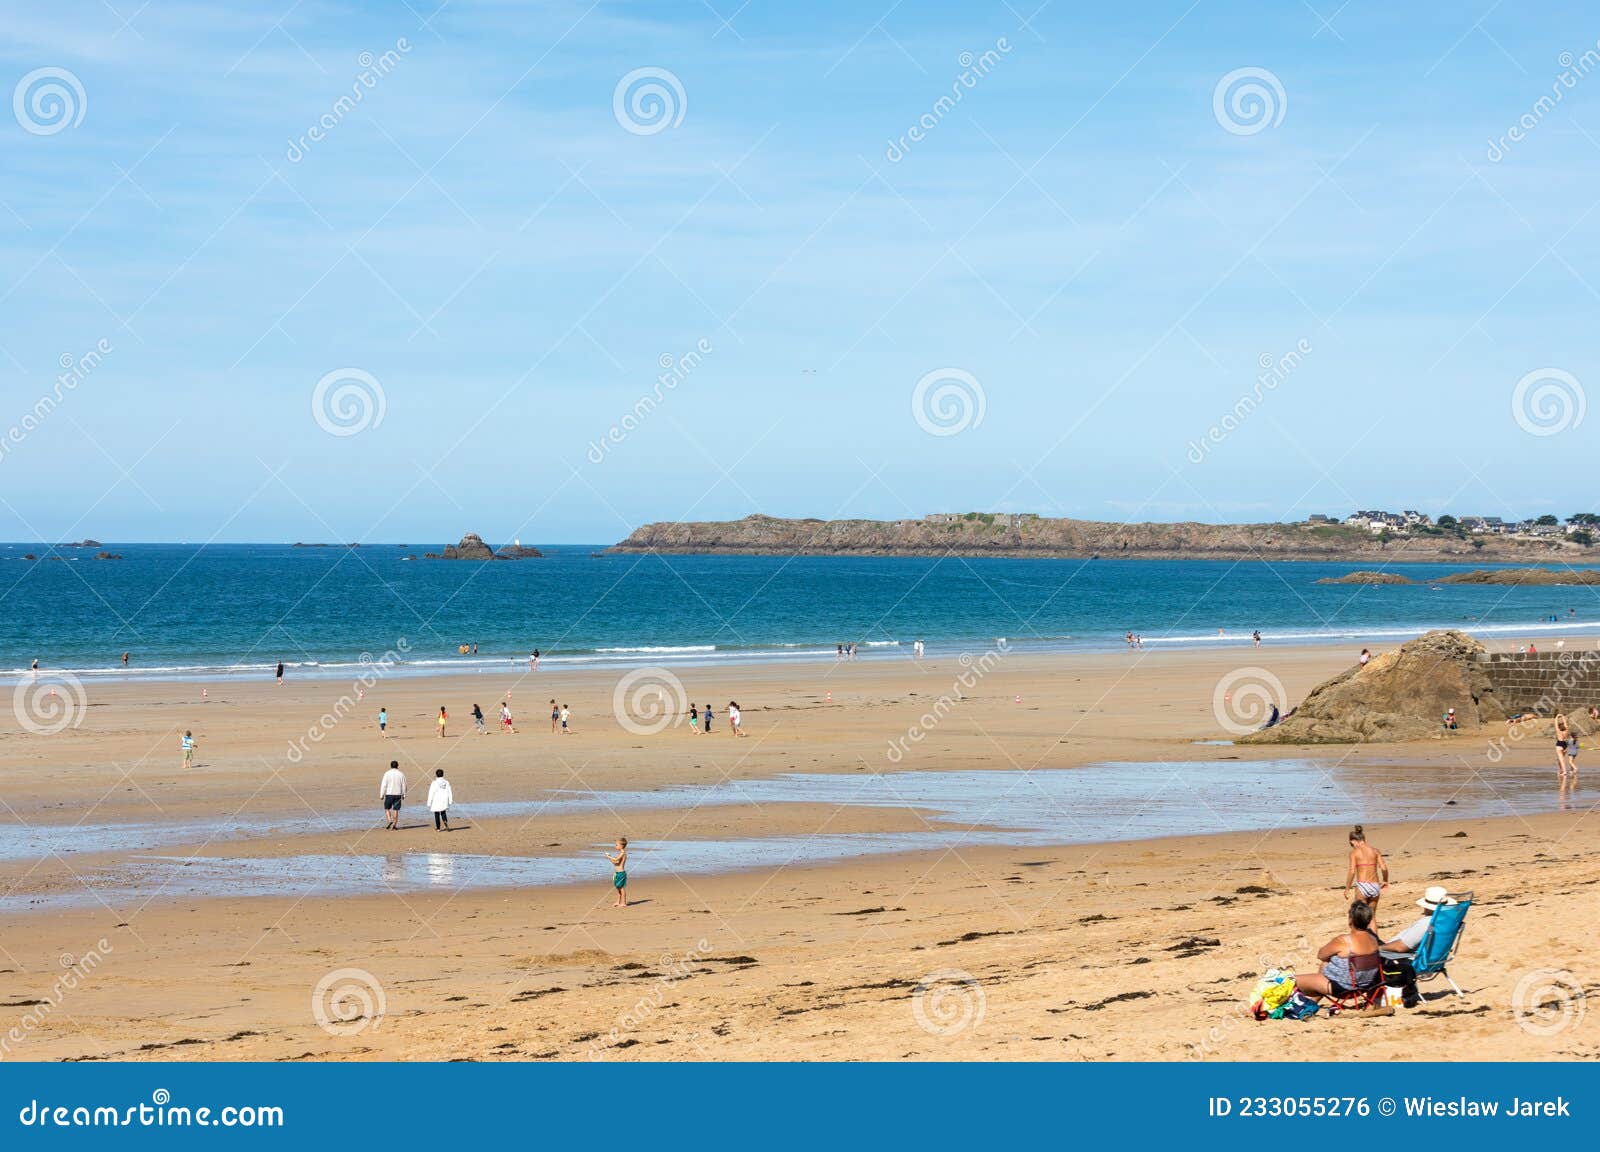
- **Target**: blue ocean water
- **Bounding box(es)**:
[2,543,1597,681]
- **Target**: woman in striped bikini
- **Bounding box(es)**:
[1344,824,1389,918]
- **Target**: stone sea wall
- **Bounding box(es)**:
[1475,649,1600,714]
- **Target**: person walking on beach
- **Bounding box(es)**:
[531,648,540,670]
[688,703,699,731]
[437,706,448,738]
[1555,714,1575,778]
[1252,630,1262,647]
[181,730,196,768]
[560,703,571,734]
[550,699,559,733]
[606,837,629,908]
[728,700,745,736]
[380,761,406,830]
[703,702,714,734]
[1359,648,1371,669]
[1345,825,1388,916]
[427,769,454,832]
[276,662,284,685]
[500,700,515,733]
[377,706,388,737]
[472,703,486,735]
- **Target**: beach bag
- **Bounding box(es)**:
[1248,972,1296,1019]
[1280,992,1320,1020]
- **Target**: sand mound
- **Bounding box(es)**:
[1240,629,1508,744]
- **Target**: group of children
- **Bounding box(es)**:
[686,701,744,735]
[373,701,574,738]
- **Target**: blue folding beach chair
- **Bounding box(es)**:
[1412,892,1472,997]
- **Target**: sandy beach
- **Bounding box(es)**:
[2,643,1595,1062]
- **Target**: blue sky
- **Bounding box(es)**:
[1,0,1597,543]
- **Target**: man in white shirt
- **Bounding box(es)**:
[380,760,407,830]
[1380,884,1455,1008]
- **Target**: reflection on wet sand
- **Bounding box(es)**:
[2,759,1583,912]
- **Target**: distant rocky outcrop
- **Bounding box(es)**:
[1437,567,1600,586]
[93,551,122,560]
[61,539,101,548]
[426,533,542,560]
[606,514,1587,562]
[1315,570,1414,585]
[1240,630,1509,744]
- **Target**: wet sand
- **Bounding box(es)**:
[1,643,1595,1061]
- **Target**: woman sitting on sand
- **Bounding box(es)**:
[1294,901,1382,1001]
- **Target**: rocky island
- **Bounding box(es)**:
[1436,567,1600,586]
[1314,570,1415,585]
[424,533,543,560]
[606,514,1593,562]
